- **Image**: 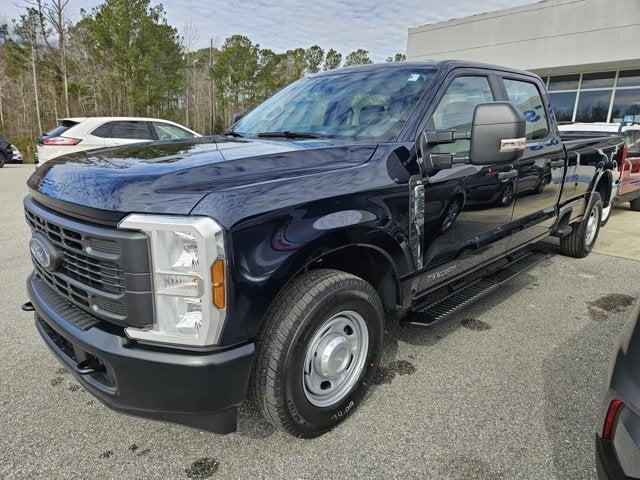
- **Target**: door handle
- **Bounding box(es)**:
[550,160,565,168]
[498,170,518,180]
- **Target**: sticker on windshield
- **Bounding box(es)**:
[407,73,421,82]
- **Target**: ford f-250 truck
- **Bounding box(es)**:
[23,61,625,438]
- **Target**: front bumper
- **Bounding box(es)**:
[28,273,255,434]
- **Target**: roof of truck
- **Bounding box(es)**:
[559,123,640,133]
[312,60,541,80]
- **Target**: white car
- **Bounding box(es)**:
[10,145,23,163]
[36,117,200,165]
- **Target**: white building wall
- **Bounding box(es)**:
[406,0,640,75]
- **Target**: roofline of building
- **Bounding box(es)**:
[408,0,569,35]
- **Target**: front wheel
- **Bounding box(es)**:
[560,192,603,258]
[251,269,384,438]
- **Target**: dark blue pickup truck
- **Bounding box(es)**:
[24,61,626,437]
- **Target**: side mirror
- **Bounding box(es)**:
[470,102,526,166]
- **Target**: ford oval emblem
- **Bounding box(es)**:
[29,236,51,269]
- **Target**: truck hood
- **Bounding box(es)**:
[27,136,377,217]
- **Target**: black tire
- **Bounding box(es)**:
[535,175,550,194]
[251,268,384,438]
[498,182,514,207]
[440,197,462,233]
[560,192,603,258]
[630,197,640,212]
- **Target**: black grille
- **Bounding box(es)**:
[26,210,126,296]
[24,196,154,327]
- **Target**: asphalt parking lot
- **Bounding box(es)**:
[2,163,640,480]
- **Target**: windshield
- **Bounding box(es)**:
[234,67,437,141]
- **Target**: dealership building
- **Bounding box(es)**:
[406,0,640,124]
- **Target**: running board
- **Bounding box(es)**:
[408,251,548,327]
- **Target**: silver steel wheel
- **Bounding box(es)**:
[585,204,600,245]
[302,310,369,407]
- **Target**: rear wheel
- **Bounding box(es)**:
[560,192,603,258]
[251,269,384,438]
[630,197,640,212]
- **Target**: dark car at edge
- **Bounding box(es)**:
[596,300,640,480]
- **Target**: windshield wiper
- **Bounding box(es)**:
[257,131,323,139]
[223,130,244,138]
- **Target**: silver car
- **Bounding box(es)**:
[596,301,640,479]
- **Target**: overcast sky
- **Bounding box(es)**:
[2,0,536,60]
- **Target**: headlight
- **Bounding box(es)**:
[118,214,226,347]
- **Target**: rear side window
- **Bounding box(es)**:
[152,122,196,140]
[99,121,153,140]
[503,79,549,140]
[91,123,113,138]
[43,120,78,137]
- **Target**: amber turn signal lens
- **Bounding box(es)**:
[211,258,225,309]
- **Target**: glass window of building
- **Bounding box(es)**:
[581,71,615,89]
[611,89,640,123]
[548,75,580,91]
[549,92,577,123]
[617,70,640,88]
[575,90,613,122]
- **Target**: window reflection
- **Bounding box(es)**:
[581,71,615,89]
[575,90,612,122]
[617,70,640,88]
[549,92,577,123]
[548,75,580,91]
[610,88,640,123]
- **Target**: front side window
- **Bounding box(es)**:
[153,122,196,140]
[110,121,153,140]
[431,75,494,155]
[503,79,549,140]
[234,67,437,141]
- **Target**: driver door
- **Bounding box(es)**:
[414,73,517,294]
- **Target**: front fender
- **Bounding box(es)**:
[222,219,410,346]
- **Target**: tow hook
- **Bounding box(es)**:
[21,302,35,312]
[75,358,106,376]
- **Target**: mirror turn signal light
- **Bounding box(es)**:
[211,258,225,309]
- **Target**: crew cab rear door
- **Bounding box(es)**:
[496,75,566,246]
